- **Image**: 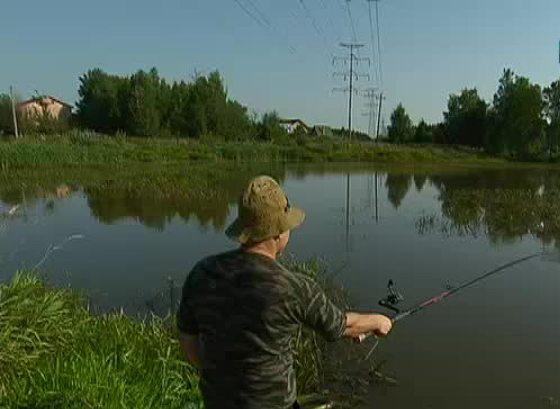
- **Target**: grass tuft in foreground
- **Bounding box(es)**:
[0,274,202,409]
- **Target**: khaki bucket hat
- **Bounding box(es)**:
[226,175,305,244]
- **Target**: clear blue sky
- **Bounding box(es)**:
[2,0,559,133]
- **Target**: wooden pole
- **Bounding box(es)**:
[9,86,19,139]
[376,91,384,141]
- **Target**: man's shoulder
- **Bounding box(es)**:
[186,250,237,281]
[188,250,285,280]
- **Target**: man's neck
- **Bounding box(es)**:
[242,243,277,260]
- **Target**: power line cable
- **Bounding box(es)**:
[244,0,272,27]
[366,0,379,85]
[233,0,269,29]
[297,0,333,57]
[319,0,344,44]
[233,0,298,54]
[345,0,358,43]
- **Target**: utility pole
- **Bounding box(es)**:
[376,91,386,141]
[333,43,369,142]
[362,87,377,139]
[9,86,19,139]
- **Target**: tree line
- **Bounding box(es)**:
[76,68,257,140]
[0,68,298,142]
[387,69,560,160]
[0,67,373,143]
[2,66,560,161]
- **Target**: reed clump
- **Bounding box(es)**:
[0,273,202,409]
[0,132,504,169]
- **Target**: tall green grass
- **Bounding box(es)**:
[0,274,202,409]
[0,131,505,169]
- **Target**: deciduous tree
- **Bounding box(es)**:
[487,69,545,159]
[388,104,414,144]
[543,80,560,158]
[444,88,487,147]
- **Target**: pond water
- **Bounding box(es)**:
[1,163,559,408]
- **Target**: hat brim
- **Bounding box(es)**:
[225,206,305,244]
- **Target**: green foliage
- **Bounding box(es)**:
[413,119,433,144]
[444,88,488,147]
[77,68,129,133]
[19,111,70,135]
[76,68,254,140]
[395,70,560,160]
[0,134,505,170]
[0,273,202,409]
[126,68,162,136]
[257,111,287,141]
[0,94,14,135]
[385,173,412,208]
[543,80,560,159]
[431,123,448,145]
[486,69,545,159]
[388,104,414,144]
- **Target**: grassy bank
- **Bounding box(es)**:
[0,132,505,169]
[0,273,202,409]
[0,259,362,409]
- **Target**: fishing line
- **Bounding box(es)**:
[357,251,546,345]
[32,234,85,271]
[389,252,544,323]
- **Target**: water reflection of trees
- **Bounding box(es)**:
[0,164,403,231]
[385,174,412,209]
[412,168,560,247]
[4,165,560,246]
[84,183,233,231]
[0,165,288,231]
[413,174,427,192]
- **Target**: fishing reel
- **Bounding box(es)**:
[378,280,404,313]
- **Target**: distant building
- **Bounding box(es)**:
[279,118,309,134]
[18,95,72,121]
[310,125,333,138]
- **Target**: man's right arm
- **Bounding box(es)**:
[293,274,392,341]
[343,312,393,340]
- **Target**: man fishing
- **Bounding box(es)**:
[177,175,392,409]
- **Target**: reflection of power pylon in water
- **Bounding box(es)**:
[366,172,380,223]
[345,172,382,252]
[374,172,379,222]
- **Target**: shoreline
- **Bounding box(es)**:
[0,132,515,169]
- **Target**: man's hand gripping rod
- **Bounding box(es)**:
[357,280,403,342]
[357,252,543,342]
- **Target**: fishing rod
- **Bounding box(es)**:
[358,252,544,348]
[378,252,544,323]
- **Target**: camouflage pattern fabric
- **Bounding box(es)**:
[177,250,346,409]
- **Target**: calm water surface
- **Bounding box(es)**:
[1,164,559,408]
